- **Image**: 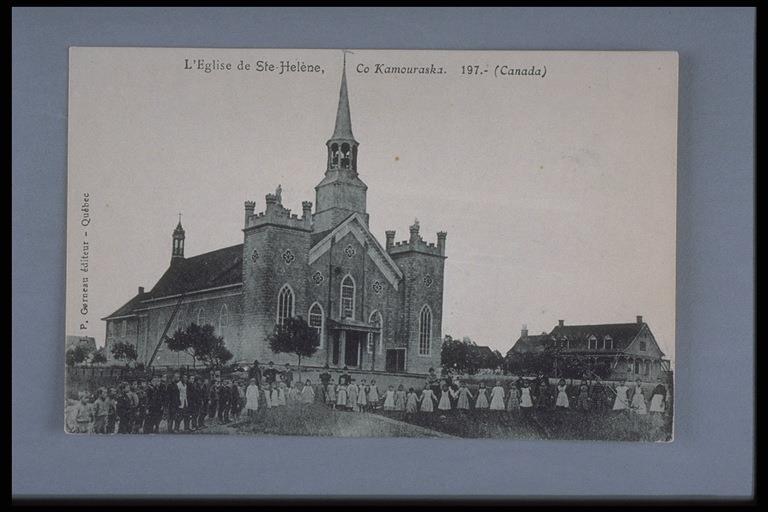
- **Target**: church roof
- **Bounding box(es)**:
[146,244,243,299]
[102,292,145,320]
[330,59,355,141]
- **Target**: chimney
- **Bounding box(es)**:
[385,230,396,251]
[558,319,564,327]
[244,200,256,226]
[437,231,447,256]
[521,324,528,338]
[138,286,145,295]
[636,315,643,325]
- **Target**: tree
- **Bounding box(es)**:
[66,344,92,367]
[91,347,108,365]
[164,323,233,369]
[110,341,138,366]
[267,316,319,372]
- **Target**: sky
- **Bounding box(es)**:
[67,48,677,361]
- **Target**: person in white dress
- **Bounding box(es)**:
[419,384,436,413]
[613,380,630,411]
[649,380,667,414]
[300,379,315,404]
[368,380,380,409]
[489,381,506,411]
[244,378,260,418]
[437,384,455,411]
[630,379,648,414]
[382,385,396,411]
[335,384,347,410]
[555,378,570,409]
[519,380,534,410]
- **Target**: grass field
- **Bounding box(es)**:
[374,407,672,441]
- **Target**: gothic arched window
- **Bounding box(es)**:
[175,310,185,334]
[419,305,432,356]
[368,310,383,354]
[340,275,355,318]
[308,302,324,348]
[196,307,206,327]
[277,284,294,325]
[121,320,127,337]
[218,304,229,335]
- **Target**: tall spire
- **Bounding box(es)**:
[331,51,355,141]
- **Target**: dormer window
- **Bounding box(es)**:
[588,335,597,350]
[605,336,613,350]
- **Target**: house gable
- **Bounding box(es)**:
[623,324,665,358]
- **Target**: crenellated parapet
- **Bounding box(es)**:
[243,192,312,232]
[386,220,446,258]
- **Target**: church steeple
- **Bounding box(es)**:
[315,52,368,232]
[326,52,359,173]
[172,215,185,260]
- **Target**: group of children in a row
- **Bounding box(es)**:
[242,378,316,416]
[320,376,669,416]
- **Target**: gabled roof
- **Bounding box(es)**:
[146,244,243,300]
[550,323,644,351]
[509,334,552,355]
[308,213,403,289]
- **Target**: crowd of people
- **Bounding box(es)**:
[66,361,672,434]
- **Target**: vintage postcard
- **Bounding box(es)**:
[65,48,677,441]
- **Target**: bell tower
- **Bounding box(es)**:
[314,52,368,233]
[171,215,185,260]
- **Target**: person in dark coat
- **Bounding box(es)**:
[248,360,263,387]
[115,382,133,434]
[187,375,200,430]
[427,368,441,399]
[339,367,351,386]
[263,361,278,386]
[281,363,294,388]
[319,364,332,404]
[166,374,181,433]
[146,377,164,433]
[197,378,210,428]
[218,379,231,423]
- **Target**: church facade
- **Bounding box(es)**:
[102,65,446,375]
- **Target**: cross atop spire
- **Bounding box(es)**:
[331,50,355,141]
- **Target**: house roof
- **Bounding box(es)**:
[510,322,655,355]
[102,244,243,320]
[550,323,644,351]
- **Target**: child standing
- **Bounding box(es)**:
[405,387,419,417]
[287,381,300,405]
[347,379,359,412]
[506,384,520,413]
[335,383,348,411]
[263,383,273,409]
[437,383,454,412]
[382,385,396,411]
[631,379,648,415]
[649,380,667,414]
[245,378,260,418]
[325,380,336,407]
[576,380,590,412]
[357,380,368,411]
[489,381,506,411]
[368,380,380,409]
[475,382,490,410]
[520,380,534,413]
[74,393,93,433]
[455,382,472,412]
[394,384,407,412]
[613,380,630,411]
[300,380,315,404]
[555,378,570,409]
[419,383,436,413]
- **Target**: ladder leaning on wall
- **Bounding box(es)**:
[146,292,186,368]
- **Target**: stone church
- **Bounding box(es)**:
[103,64,446,375]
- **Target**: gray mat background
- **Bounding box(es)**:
[12,7,754,498]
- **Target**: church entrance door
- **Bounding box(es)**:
[344,332,362,368]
